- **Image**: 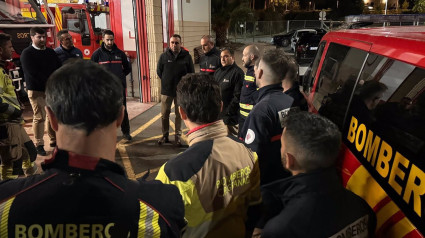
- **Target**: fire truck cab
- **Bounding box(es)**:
[303,26,425,237]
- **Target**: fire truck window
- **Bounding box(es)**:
[316,43,367,130]
[67,19,80,33]
[303,41,325,94]
[350,58,425,169]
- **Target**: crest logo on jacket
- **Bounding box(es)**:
[245,129,255,144]
[115,56,121,60]
[210,64,216,69]
[223,79,229,83]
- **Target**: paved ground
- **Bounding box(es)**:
[18,42,297,181]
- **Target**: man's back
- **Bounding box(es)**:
[261,168,376,238]
[156,121,260,238]
[0,149,185,238]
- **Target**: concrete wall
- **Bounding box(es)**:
[146,0,164,102]
[173,0,210,62]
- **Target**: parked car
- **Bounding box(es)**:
[294,31,326,64]
[271,30,295,47]
[290,28,326,52]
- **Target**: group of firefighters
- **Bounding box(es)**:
[0,28,378,237]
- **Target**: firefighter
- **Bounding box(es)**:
[0,33,37,180]
[240,48,294,185]
[213,48,244,136]
[239,45,260,138]
[199,35,221,75]
[0,60,186,237]
[91,30,132,141]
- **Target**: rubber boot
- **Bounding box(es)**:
[22,159,38,177]
[1,164,18,180]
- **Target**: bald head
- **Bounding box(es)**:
[242,45,260,68]
[255,48,289,88]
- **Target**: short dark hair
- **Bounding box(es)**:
[177,73,221,124]
[57,29,69,41]
[30,27,46,36]
[102,30,114,38]
[261,48,289,84]
[171,34,181,40]
[0,33,11,48]
[283,112,341,172]
[284,56,298,82]
[201,35,214,44]
[221,48,234,56]
[45,60,123,135]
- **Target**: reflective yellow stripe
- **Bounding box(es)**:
[0,197,15,237]
[240,110,249,117]
[138,201,161,238]
[239,103,253,110]
[244,75,254,82]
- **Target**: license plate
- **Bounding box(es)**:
[310,47,318,50]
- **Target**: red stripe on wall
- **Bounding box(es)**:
[110,0,123,50]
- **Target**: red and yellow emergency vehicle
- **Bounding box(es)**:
[304,26,425,237]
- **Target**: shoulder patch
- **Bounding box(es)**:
[245,129,255,144]
[164,140,214,181]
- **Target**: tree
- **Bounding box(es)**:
[413,0,425,12]
[329,0,363,20]
[402,0,410,9]
[212,0,244,46]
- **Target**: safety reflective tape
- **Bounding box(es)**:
[244,75,255,82]
[2,96,20,110]
[240,110,249,117]
[138,201,160,238]
[271,134,281,142]
[98,61,122,64]
[0,197,15,238]
[200,68,215,73]
[239,103,253,110]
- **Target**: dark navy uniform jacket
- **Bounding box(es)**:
[54,45,83,64]
[260,168,376,237]
[0,149,186,238]
[240,83,293,185]
[91,43,131,88]
[238,65,259,137]
[199,47,221,75]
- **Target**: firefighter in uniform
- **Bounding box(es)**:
[91,30,132,141]
[239,45,260,138]
[0,33,37,180]
[0,60,186,237]
[213,48,244,136]
[199,35,221,75]
[240,48,294,185]
[156,73,261,238]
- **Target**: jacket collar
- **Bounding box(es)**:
[167,48,188,58]
[262,167,341,200]
[42,148,125,176]
[186,120,227,146]
[284,82,300,95]
[257,83,283,102]
[205,47,219,56]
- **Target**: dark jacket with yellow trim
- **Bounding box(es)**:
[260,167,376,237]
[156,120,261,238]
[0,149,186,238]
[91,43,131,87]
[239,65,259,137]
[240,84,294,185]
[0,62,22,125]
[199,47,221,75]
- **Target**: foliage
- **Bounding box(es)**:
[413,0,425,12]
[211,0,244,46]
[402,0,410,9]
[328,0,364,20]
[230,5,256,27]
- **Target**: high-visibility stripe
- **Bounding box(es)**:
[244,75,254,82]
[240,110,249,117]
[98,61,123,65]
[200,68,215,73]
[138,201,160,238]
[0,197,15,238]
[239,103,253,110]
[55,7,62,31]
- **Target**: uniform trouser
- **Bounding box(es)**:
[121,91,130,135]
[160,95,181,137]
[28,90,55,147]
[0,123,30,167]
